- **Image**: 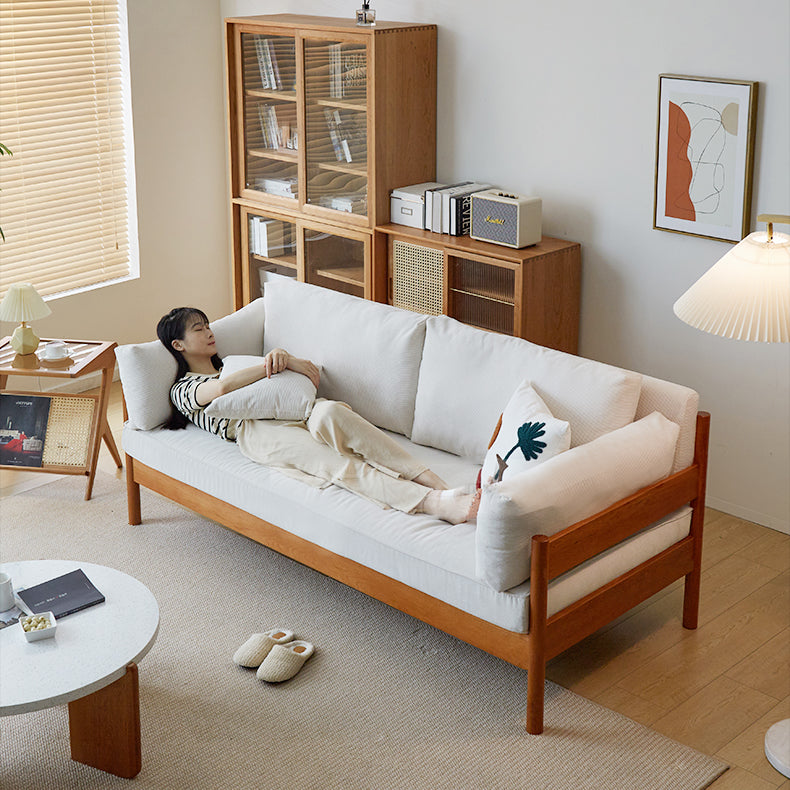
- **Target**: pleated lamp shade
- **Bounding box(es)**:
[0,283,52,355]
[673,230,790,343]
[0,283,52,323]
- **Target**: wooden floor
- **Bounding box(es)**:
[3,381,788,789]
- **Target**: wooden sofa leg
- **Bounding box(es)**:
[683,412,710,630]
[126,455,141,525]
[526,536,549,734]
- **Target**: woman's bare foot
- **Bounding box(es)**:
[418,488,474,524]
[413,469,448,490]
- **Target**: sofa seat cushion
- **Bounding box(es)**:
[262,278,427,437]
[123,423,690,631]
[411,315,643,463]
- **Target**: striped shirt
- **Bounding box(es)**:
[170,372,240,441]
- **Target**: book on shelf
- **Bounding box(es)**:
[424,182,472,232]
[257,105,297,151]
[255,176,298,197]
[329,43,366,100]
[448,183,494,235]
[322,108,366,164]
[253,37,295,92]
[249,217,292,257]
[17,568,105,619]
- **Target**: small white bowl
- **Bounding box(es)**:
[19,612,57,642]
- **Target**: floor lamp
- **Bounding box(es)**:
[673,213,790,778]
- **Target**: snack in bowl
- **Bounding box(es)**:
[20,612,57,641]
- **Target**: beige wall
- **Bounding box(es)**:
[22,0,232,348]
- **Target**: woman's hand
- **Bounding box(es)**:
[264,348,289,378]
[287,356,321,389]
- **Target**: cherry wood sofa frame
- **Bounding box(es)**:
[124,409,709,735]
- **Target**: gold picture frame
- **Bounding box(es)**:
[653,74,758,242]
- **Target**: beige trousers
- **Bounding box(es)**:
[236,399,430,513]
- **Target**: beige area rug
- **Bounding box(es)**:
[0,474,728,790]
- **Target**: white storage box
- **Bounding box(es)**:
[390,182,444,229]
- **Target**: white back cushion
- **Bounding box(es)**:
[117,298,266,431]
[262,278,427,436]
[476,411,680,592]
[411,316,643,463]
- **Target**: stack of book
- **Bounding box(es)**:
[329,43,366,100]
[249,217,293,257]
[424,182,493,235]
[255,176,298,198]
[316,191,367,214]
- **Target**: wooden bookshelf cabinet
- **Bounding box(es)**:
[376,224,582,354]
[225,14,437,307]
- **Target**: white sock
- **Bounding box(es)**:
[419,488,474,524]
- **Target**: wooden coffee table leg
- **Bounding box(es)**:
[68,663,142,778]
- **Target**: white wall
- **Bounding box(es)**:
[220,0,789,530]
[18,0,789,531]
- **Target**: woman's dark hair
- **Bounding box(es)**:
[156,307,222,430]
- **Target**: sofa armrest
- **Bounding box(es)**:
[476,411,684,592]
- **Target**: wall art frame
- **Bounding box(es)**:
[653,74,758,243]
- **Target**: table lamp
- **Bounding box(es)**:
[674,213,790,779]
[0,283,52,355]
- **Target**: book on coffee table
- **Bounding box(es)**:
[17,569,105,618]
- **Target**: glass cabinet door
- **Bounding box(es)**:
[303,227,366,297]
[303,38,368,218]
[242,209,298,301]
[240,32,299,201]
[447,256,516,335]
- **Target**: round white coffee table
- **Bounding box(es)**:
[0,560,159,778]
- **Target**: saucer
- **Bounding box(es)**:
[39,355,74,368]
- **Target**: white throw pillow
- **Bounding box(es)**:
[203,356,317,421]
[475,411,680,592]
[481,380,571,483]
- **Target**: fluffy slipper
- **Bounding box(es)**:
[233,628,294,668]
[256,640,315,682]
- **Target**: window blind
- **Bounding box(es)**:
[0,0,134,299]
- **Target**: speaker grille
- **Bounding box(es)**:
[392,240,443,315]
[470,198,519,245]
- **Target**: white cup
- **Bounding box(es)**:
[42,340,68,360]
[0,572,14,611]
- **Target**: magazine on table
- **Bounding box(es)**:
[16,569,105,619]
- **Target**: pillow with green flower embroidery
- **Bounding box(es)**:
[481,380,571,483]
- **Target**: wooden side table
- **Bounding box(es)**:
[0,338,122,500]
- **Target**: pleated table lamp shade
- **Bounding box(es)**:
[673,229,790,343]
[0,283,52,354]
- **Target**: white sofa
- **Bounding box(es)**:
[116,277,709,734]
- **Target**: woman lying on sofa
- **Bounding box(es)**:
[156,307,475,524]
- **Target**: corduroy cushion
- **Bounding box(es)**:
[475,411,680,592]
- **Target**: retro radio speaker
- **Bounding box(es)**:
[470,190,542,248]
